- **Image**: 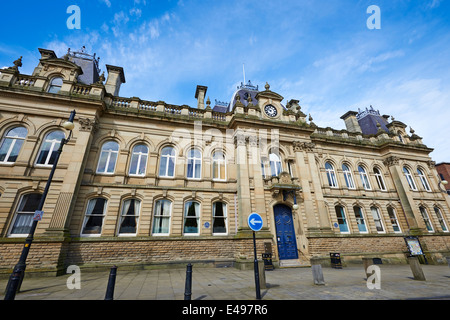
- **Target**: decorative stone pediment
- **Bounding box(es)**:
[269,171,302,198]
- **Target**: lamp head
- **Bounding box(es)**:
[62,110,76,130]
[442,180,449,185]
[293,204,299,210]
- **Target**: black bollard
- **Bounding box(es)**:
[184,263,192,300]
[105,265,117,300]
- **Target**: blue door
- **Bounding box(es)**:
[274,204,298,260]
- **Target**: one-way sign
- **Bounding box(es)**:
[248,213,263,232]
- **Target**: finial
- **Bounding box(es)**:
[308,114,313,122]
[391,116,395,121]
[410,127,415,134]
[97,71,105,84]
[206,96,211,106]
[9,56,22,71]
[265,82,270,91]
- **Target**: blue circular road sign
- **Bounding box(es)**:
[248,213,263,232]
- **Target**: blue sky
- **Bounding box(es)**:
[0,0,449,162]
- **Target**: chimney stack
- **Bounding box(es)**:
[105,65,126,96]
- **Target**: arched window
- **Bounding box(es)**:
[358,165,371,190]
[0,126,28,163]
[419,206,434,232]
[96,141,119,174]
[213,201,227,235]
[81,198,107,236]
[152,199,172,235]
[269,152,282,177]
[370,206,385,233]
[48,77,63,94]
[36,130,65,166]
[417,167,431,191]
[118,198,141,235]
[325,162,338,188]
[373,167,386,191]
[342,164,355,189]
[353,206,367,233]
[184,201,200,235]
[334,205,349,233]
[187,148,202,179]
[9,193,42,236]
[403,166,417,190]
[434,206,448,232]
[387,207,401,233]
[159,146,176,177]
[129,144,148,176]
[212,151,226,180]
[398,132,404,143]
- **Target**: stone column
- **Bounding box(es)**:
[235,131,252,231]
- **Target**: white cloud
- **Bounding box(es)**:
[100,0,111,8]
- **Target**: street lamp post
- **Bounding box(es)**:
[4,110,76,300]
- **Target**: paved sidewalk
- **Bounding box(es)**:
[1,264,449,300]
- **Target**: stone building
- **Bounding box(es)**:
[0,48,449,276]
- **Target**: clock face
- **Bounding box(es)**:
[264,104,278,117]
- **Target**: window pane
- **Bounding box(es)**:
[335,206,349,233]
[107,152,118,173]
[371,207,384,232]
[138,155,147,175]
[213,202,227,234]
[82,198,106,235]
[119,199,140,234]
[184,201,199,234]
[0,138,13,162]
[167,157,175,176]
[353,206,367,232]
[387,207,400,232]
[7,127,28,138]
[129,153,139,175]
[153,200,171,234]
[11,193,42,235]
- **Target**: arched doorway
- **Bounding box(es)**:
[274,204,298,260]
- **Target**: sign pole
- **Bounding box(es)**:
[253,230,261,300]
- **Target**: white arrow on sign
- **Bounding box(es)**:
[250,218,262,226]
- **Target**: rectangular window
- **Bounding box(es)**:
[353,206,367,233]
[419,207,434,232]
[371,207,385,233]
[213,202,227,235]
[434,207,448,232]
[184,201,200,235]
[118,199,140,235]
[152,200,172,235]
[10,193,42,236]
[81,198,107,236]
[387,207,401,233]
[335,206,349,233]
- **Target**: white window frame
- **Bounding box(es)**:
[370,206,385,233]
[186,148,202,179]
[434,206,449,232]
[96,141,119,174]
[269,153,282,177]
[387,206,401,233]
[129,144,149,176]
[342,164,355,189]
[419,206,434,232]
[212,201,228,235]
[0,127,28,164]
[8,193,42,237]
[81,198,107,237]
[117,198,141,236]
[35,130,65,167]
[152,199,172,236]
[48,77,63,94]
[417,167,431,192]
[374,167,387,191]
[358,165,371,190]
[183,201,200,236]
[212,151,227,181]
[353,206,368,234]
[403,166,418,191]
[335,205,350,234]
[159,146,176,178]
[325,162,338,188]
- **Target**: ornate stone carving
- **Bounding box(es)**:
[293,141,315,152]
[78,117,98,133]
[383,156,399,167]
